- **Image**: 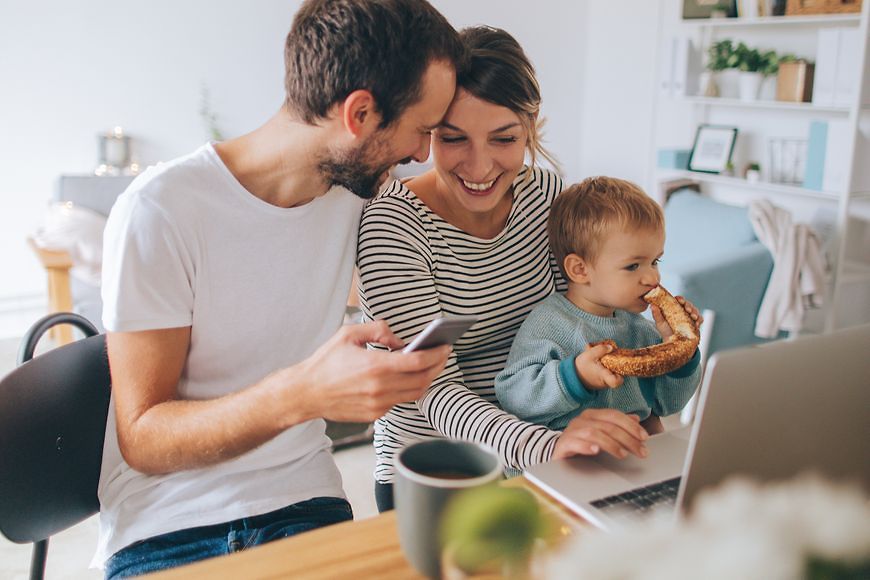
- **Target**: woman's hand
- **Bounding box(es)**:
[651,296,703,341]
[552,409,649,460]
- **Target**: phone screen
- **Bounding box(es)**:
[401,316,478,353]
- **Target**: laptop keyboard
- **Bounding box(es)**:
[590,477,681,519]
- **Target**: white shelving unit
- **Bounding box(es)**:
[653,2,870,333]
[680,95,851,114]
[678,13,862,28]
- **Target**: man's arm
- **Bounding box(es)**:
[109,320,449,475]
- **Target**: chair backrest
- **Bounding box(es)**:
[0,314,110,544]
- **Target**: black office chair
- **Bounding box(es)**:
[0,313,110,580]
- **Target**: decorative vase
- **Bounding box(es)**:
[759,74,777,100]
[738,71,763,101]
[717,69,740,99]
[700,71,719,97]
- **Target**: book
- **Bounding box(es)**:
[804,120,850,193]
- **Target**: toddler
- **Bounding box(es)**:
[495,176,702,436]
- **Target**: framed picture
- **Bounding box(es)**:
[688,125,739,173]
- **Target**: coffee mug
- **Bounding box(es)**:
[395,439,502,578]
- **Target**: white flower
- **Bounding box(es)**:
[545,475,870,580]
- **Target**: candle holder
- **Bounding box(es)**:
[95,127,135,176]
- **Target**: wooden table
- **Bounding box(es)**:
[147,479,584,579]
[27,238,74,345]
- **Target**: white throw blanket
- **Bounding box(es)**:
[749,200,827,338]
[31,202,107,286]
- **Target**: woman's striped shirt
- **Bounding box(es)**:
[357,166,567,483]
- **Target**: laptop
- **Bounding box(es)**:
[524,323,870,530]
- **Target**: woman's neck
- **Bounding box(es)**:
[406,171,513,239]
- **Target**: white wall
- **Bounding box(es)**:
[1,1,650,337]
[433,0,588,182]
[576,1,662,187]
[0,1,295,321]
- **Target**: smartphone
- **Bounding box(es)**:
[401,316,478,353]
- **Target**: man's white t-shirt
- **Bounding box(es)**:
[94,143,365,566]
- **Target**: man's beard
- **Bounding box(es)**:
[318,133,411,200]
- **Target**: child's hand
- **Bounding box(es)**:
[575,343,624,390]
[651,296,703,341]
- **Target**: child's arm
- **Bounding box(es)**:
[495,341,583,428]
[641,349,702,417]
[496,310,617,427]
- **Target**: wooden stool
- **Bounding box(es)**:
[27,238,75,345]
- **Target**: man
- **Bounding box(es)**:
[96,1,464,576]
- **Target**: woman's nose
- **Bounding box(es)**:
[463,144,493,179]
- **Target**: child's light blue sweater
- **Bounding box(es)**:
[495,293,701,430]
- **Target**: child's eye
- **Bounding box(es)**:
[625,263,639,272]
[653,258,662,267]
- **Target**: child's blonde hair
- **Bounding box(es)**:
[548,176,664,278]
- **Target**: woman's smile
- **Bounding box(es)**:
[457,173,502,195]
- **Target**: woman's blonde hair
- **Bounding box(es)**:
[458,26,559,170]
[548,176,664,277]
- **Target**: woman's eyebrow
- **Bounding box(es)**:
[438,121,522,133]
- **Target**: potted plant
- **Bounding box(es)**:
[758,50,780,100]
[710,1,734,18]
[744,162,761,182]
[705,39,739,98]
[735,42,764,101]
[440,485,557,579]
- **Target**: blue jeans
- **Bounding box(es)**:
[375,480,394,513]
[104,497,352,579]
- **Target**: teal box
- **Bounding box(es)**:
[803,121,827,191]
[657,148,691,170]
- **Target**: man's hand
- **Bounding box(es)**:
[574,343,624,390]
[292,320,450,423]
[552,409,649,460]
[651,296,703,341]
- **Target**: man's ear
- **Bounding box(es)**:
[341,90,379,138]
[563,253,590,284]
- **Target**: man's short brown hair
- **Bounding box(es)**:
[285,0,465,128]
[548,176,664,277]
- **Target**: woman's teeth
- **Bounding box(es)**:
[461,177,496,191]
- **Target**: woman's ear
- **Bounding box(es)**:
[341,90,379,138]
[563,253,590,284]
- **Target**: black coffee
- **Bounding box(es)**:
[418,469,477,480]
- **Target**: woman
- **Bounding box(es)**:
[357,26,649,512]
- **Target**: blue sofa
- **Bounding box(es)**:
[660,189,780,359]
